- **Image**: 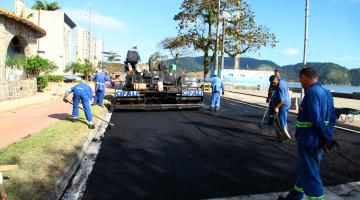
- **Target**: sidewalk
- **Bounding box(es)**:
[0,82,113,149]
[0,98,73,148]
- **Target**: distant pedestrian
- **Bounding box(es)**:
[92,69,113,107]
[202,74,225,112]
[63,82,95,129]
[278,67,338,200]
[271,75,291,141]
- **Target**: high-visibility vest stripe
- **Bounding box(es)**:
[296,121,329,128]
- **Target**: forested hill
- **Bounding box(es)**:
[281,62,351,85]
[168,56,359,86]
[167,56,280,72]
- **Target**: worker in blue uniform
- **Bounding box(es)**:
[272,75,291,141]
[202,74,225,112]
[267,70,285,124]
[63,83,95,129]
[92,69,113,107]
[278,67,338,200]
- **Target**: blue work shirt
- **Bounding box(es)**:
[273,80,290,110]
[296,82,337,147]
[203,77,224,93]
[92,73,112,91]
[70,83,93,101]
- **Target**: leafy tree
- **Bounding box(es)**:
[6,55,58,78]
[65,61,83,74]
[168,0,277,76]
[32,0,60,11]
[148,51,168,70]
[83,59,96,81]
[223,1,277,69]
[102,51,121,74]
[65,59,95,81]
[161,36,191,67]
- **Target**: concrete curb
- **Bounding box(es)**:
[48,110,112,200]
[223,93,360,133]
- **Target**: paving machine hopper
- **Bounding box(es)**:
[114,63,204,110]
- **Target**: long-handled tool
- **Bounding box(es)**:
[67,101,115,130]
[259,91,275,128]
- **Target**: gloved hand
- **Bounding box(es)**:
[275,107,279,113]
[321,140,339,152]
[222,91,225,95]
[63,98,68,103]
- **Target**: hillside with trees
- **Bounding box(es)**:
[166,56,279,72]
[349,68,360,86]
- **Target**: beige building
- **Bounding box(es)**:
[76,27,103,67]
[15,0,76,75]
[0,7,45,101]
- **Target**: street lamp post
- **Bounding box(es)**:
[301,0,310,100]
[220,17,226,79]
[214,0,221,76]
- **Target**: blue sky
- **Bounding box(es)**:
[2,0,360,68]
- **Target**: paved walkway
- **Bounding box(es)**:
[0,99,73,148]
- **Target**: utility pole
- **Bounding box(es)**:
[214,0,221,76]
[88,8,92,64]
[220,17,226,79]
[301,0,309,100]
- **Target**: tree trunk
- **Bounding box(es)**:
[203,50,211,78]
[234,53,240,70]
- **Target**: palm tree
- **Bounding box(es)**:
[32,0,60,11]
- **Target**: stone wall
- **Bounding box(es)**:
[0,79,37,102]
[0,16,38,81]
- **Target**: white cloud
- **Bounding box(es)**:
[65,8,129,31]
[282,48,300,56]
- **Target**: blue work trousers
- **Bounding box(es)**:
[72,90,93,122]
[285,147,325,200]
[211,92,221,108]
[94,90,105,106]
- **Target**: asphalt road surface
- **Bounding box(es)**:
[82,97,360,200]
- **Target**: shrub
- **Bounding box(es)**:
[45,75,64,82]
[37,76,48,92]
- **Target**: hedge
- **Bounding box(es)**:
[37,76,48,92]
[44,75,65,82]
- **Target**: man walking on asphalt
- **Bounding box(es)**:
[63,82,95,129]
[279,67,338,200]
[202,74,225,112]
[267,70,285,124]
[92,69,113,107]
[271,75,291,141]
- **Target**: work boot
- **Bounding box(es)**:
[72,117,77,123]
[88,122,95,129]
[210,106,215,112]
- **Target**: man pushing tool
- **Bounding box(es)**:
[63,82,95,129]
[271,75,291,142]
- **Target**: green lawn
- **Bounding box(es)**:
[0,106,106,200]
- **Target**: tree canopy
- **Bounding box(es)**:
[32,0,61,11]
[163,0,277,76]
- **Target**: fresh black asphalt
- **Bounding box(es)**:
[82,97,360,200]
